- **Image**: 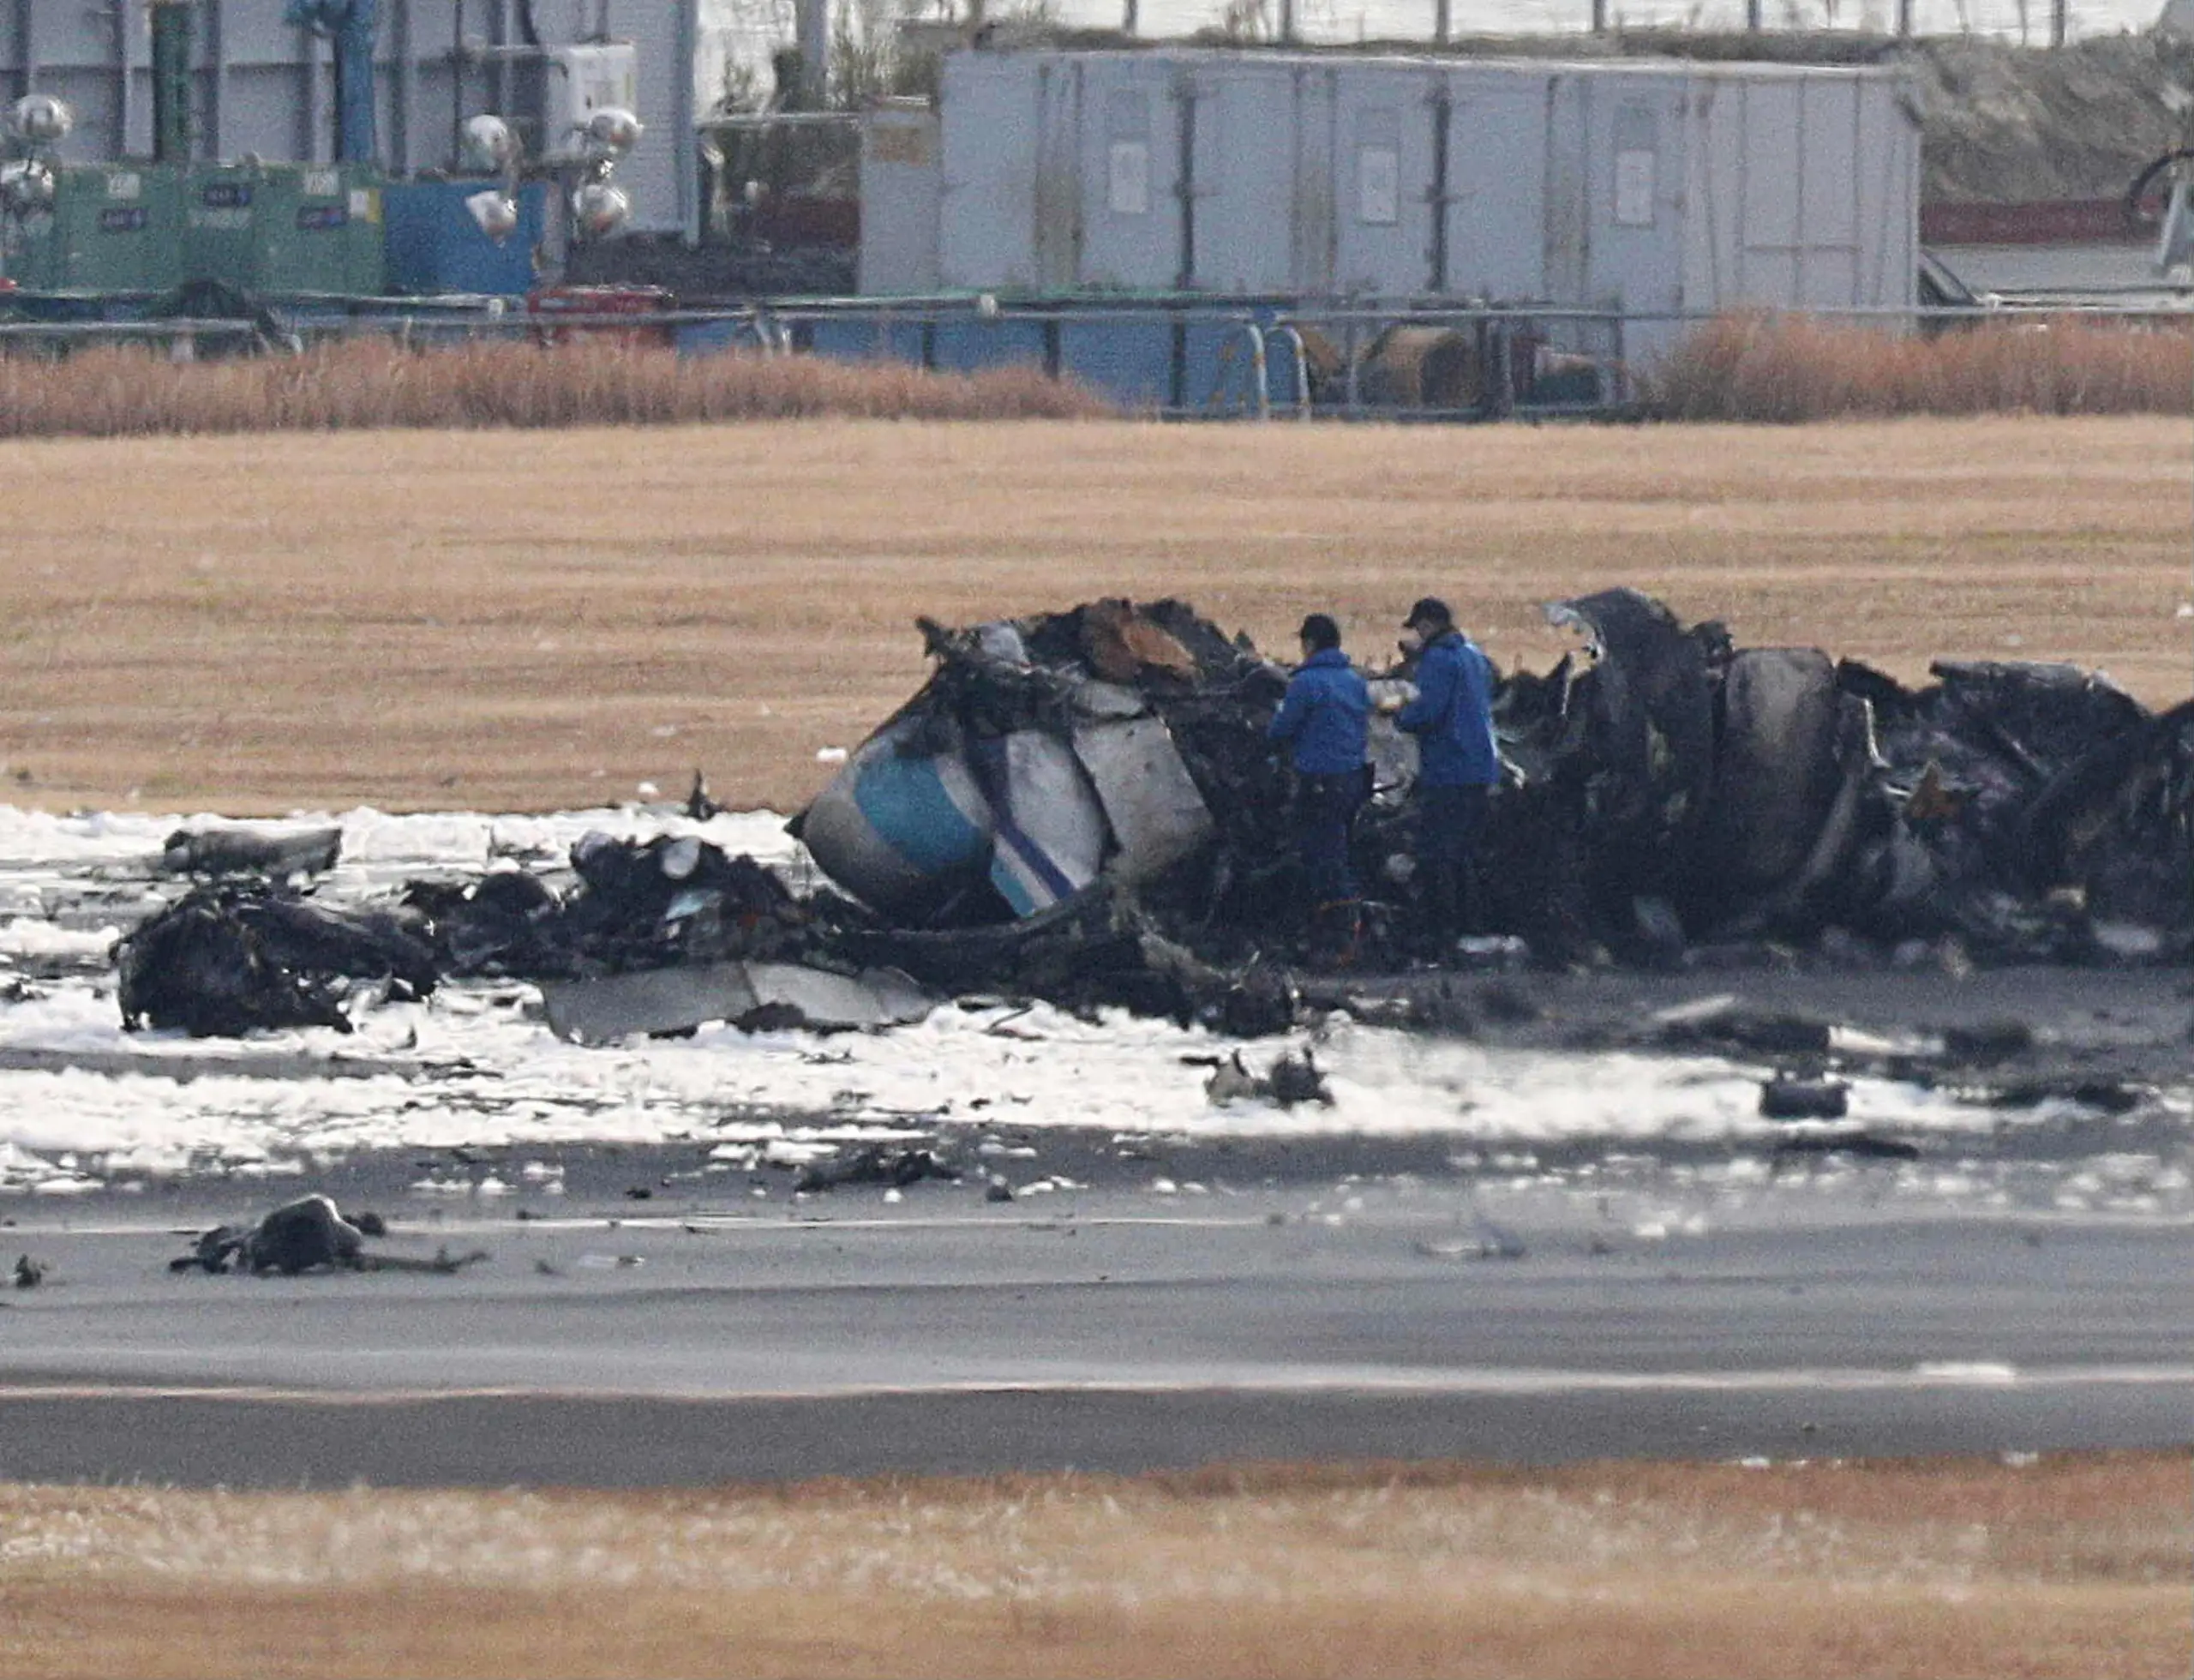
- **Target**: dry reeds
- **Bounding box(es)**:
[1642,312,2194,422]
[0,338,1110,438]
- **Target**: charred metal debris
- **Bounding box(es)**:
[167,1193,488,1276]
[112,591,2193,1041]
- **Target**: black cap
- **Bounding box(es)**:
[1297,613,1340,651]
[1404,597,1452,630]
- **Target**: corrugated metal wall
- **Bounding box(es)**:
[0,0,705,236]
[926,50,1921,339]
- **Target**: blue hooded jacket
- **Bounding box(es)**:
[1396,630,1498,787]
[1267,647,1370,777]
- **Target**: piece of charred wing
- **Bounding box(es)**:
[162,826,343,879]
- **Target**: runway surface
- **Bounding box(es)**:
[3,1158,2189,1485]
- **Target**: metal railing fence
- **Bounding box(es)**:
[0,290,2187,421]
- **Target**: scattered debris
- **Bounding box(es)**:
[105,591,2194,1041]
[538,960,932,1044]
[1958,1077,2145,1115]
[164,1193,461,1275]
[1771,1131,1922,1162]
[118,886,438,1036]
[1663,1006,1832,1057]
[1759,1077,1851,1120]
[792,1145,960,1194]
[410,832,810,980]
[1942,1020,2035,1062]
[162,825,342,879]
[1204,1047,1334,1108]
[12,1254,45,1288]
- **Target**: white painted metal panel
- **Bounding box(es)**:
[1540,70,1589,308]
[1586,70,1687,333]
[860,106,941,295]
[1332,61,1436,296]
[1076,55,1182,290]
[1796,74,1860,307]
[1681,77,1735,316]
[938,53,1040,290]
[1183,57,1294,291]
[1857,75,1921,311]
[1289,61,1338,295]
[1032,57,1082,289]
[1440,63,1548,301]
[1738,77,1803,308]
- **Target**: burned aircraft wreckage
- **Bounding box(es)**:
[115,591,2194,1040]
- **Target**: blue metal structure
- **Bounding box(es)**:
[381,179,547,296]
[282,0,379,165]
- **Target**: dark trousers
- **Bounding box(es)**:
[1417,782,1489,939]
[1295,771,1364,908]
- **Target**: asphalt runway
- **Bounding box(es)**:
[3,1163,2190,1486]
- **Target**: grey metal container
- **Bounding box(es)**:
[926,48,1919,349]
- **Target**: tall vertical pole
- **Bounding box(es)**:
[152,1,193,164]
[1436,0,1451,44]
[2050,0,2066,45]
[1123,0,1138,33]
[11,0,32,102]
[1897,0,1913,34]
[1279,0,1296,44]
[1591,0,1607,34]
[1746,0,1763,29]
[795,0,829,103]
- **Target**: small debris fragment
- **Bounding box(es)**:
[1942,1020,2035,1063]
[793,1146,959,1195]
[1759,1077,1850,1120]
[1771,1131,1921,1162]
[12,1254,46,1289]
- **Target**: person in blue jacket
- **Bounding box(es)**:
[1266,613,1370,963]
[1391,596,1499,944]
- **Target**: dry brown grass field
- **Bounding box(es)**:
[0,414,2185,815]
[0,1452,2186,1679]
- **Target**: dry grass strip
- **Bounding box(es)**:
[0,1451,2185,1678]
[0,341,1106,438]
[0,415,2184,814]
[1644,313,2194,422]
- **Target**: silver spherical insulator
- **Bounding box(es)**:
[7,93,74,146]
[570,180,630,240]
[579,106,644,161]
[0,159,57,213]
[464,188,520,243]
[460,113,519,172]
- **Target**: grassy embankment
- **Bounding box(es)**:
[0,411,2182,813]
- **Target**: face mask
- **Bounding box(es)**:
[1398,629,1424,656]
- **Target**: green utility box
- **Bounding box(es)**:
[183,163,386,295]
[3,165,185,291]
